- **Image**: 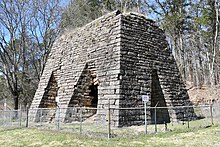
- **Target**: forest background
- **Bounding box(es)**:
[0,0,219,109]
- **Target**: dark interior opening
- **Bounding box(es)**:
[151,69,170,124]
[89,84,98,108]
[39,73,58,108]
[37,73,58,122]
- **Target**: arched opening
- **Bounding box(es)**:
[150,69,170,124]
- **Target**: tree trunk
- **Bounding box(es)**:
[14,95,19,110]
[210,0,219,86]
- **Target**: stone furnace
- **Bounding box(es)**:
[30,11,194,126]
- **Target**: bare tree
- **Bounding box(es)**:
[60,0,145,29]
[210,0,219,86]
[28,0,62,80]
[145,0,188,80]
[0,0,63,109]
[146,0,220,87]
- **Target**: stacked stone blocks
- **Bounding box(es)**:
[30,10,195,127]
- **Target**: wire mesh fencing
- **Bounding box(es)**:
[0,104,219,139]
[0,110,23,127]
[109,105,220,138]
[24,107,110,138]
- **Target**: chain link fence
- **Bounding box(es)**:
[0,110,22,127]
[0,104,220,139]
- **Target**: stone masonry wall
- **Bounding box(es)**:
[30,11,122,124]
[119,13,194,126]
[30,10,195,127]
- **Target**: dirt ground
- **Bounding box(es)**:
[186,82,220,105]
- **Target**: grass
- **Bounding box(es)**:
[0,126,220,146]
[0,110,220,146]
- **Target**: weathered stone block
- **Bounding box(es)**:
[30,10,195,127]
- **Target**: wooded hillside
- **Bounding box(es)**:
[0,0,219,109]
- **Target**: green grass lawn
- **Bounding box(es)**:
[0,126,220,146]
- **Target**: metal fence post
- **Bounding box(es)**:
[40,108,42,126]
[210,104,214,126]
[57,106,60,130]
[154,102,159,133]
[26,106,29,128]
[108,99,111,139]
[3,99,6,125]
[80,107,82,134]
[187,114,190,128]
[19,105,22,128]
[10,110,12,126]
[154,106,157,133]
[187,107,190,129]
[144,102,147,134]
[3,109,5,125]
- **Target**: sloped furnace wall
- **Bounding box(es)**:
[30,11,122,124]
[119,13,194,126]
[30,11,195,126]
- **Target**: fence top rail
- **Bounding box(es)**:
[25,105,215,111]
[110,105,214,110]
[0,110,21,112]
[29,108,57,110]
[29,107,107,111]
